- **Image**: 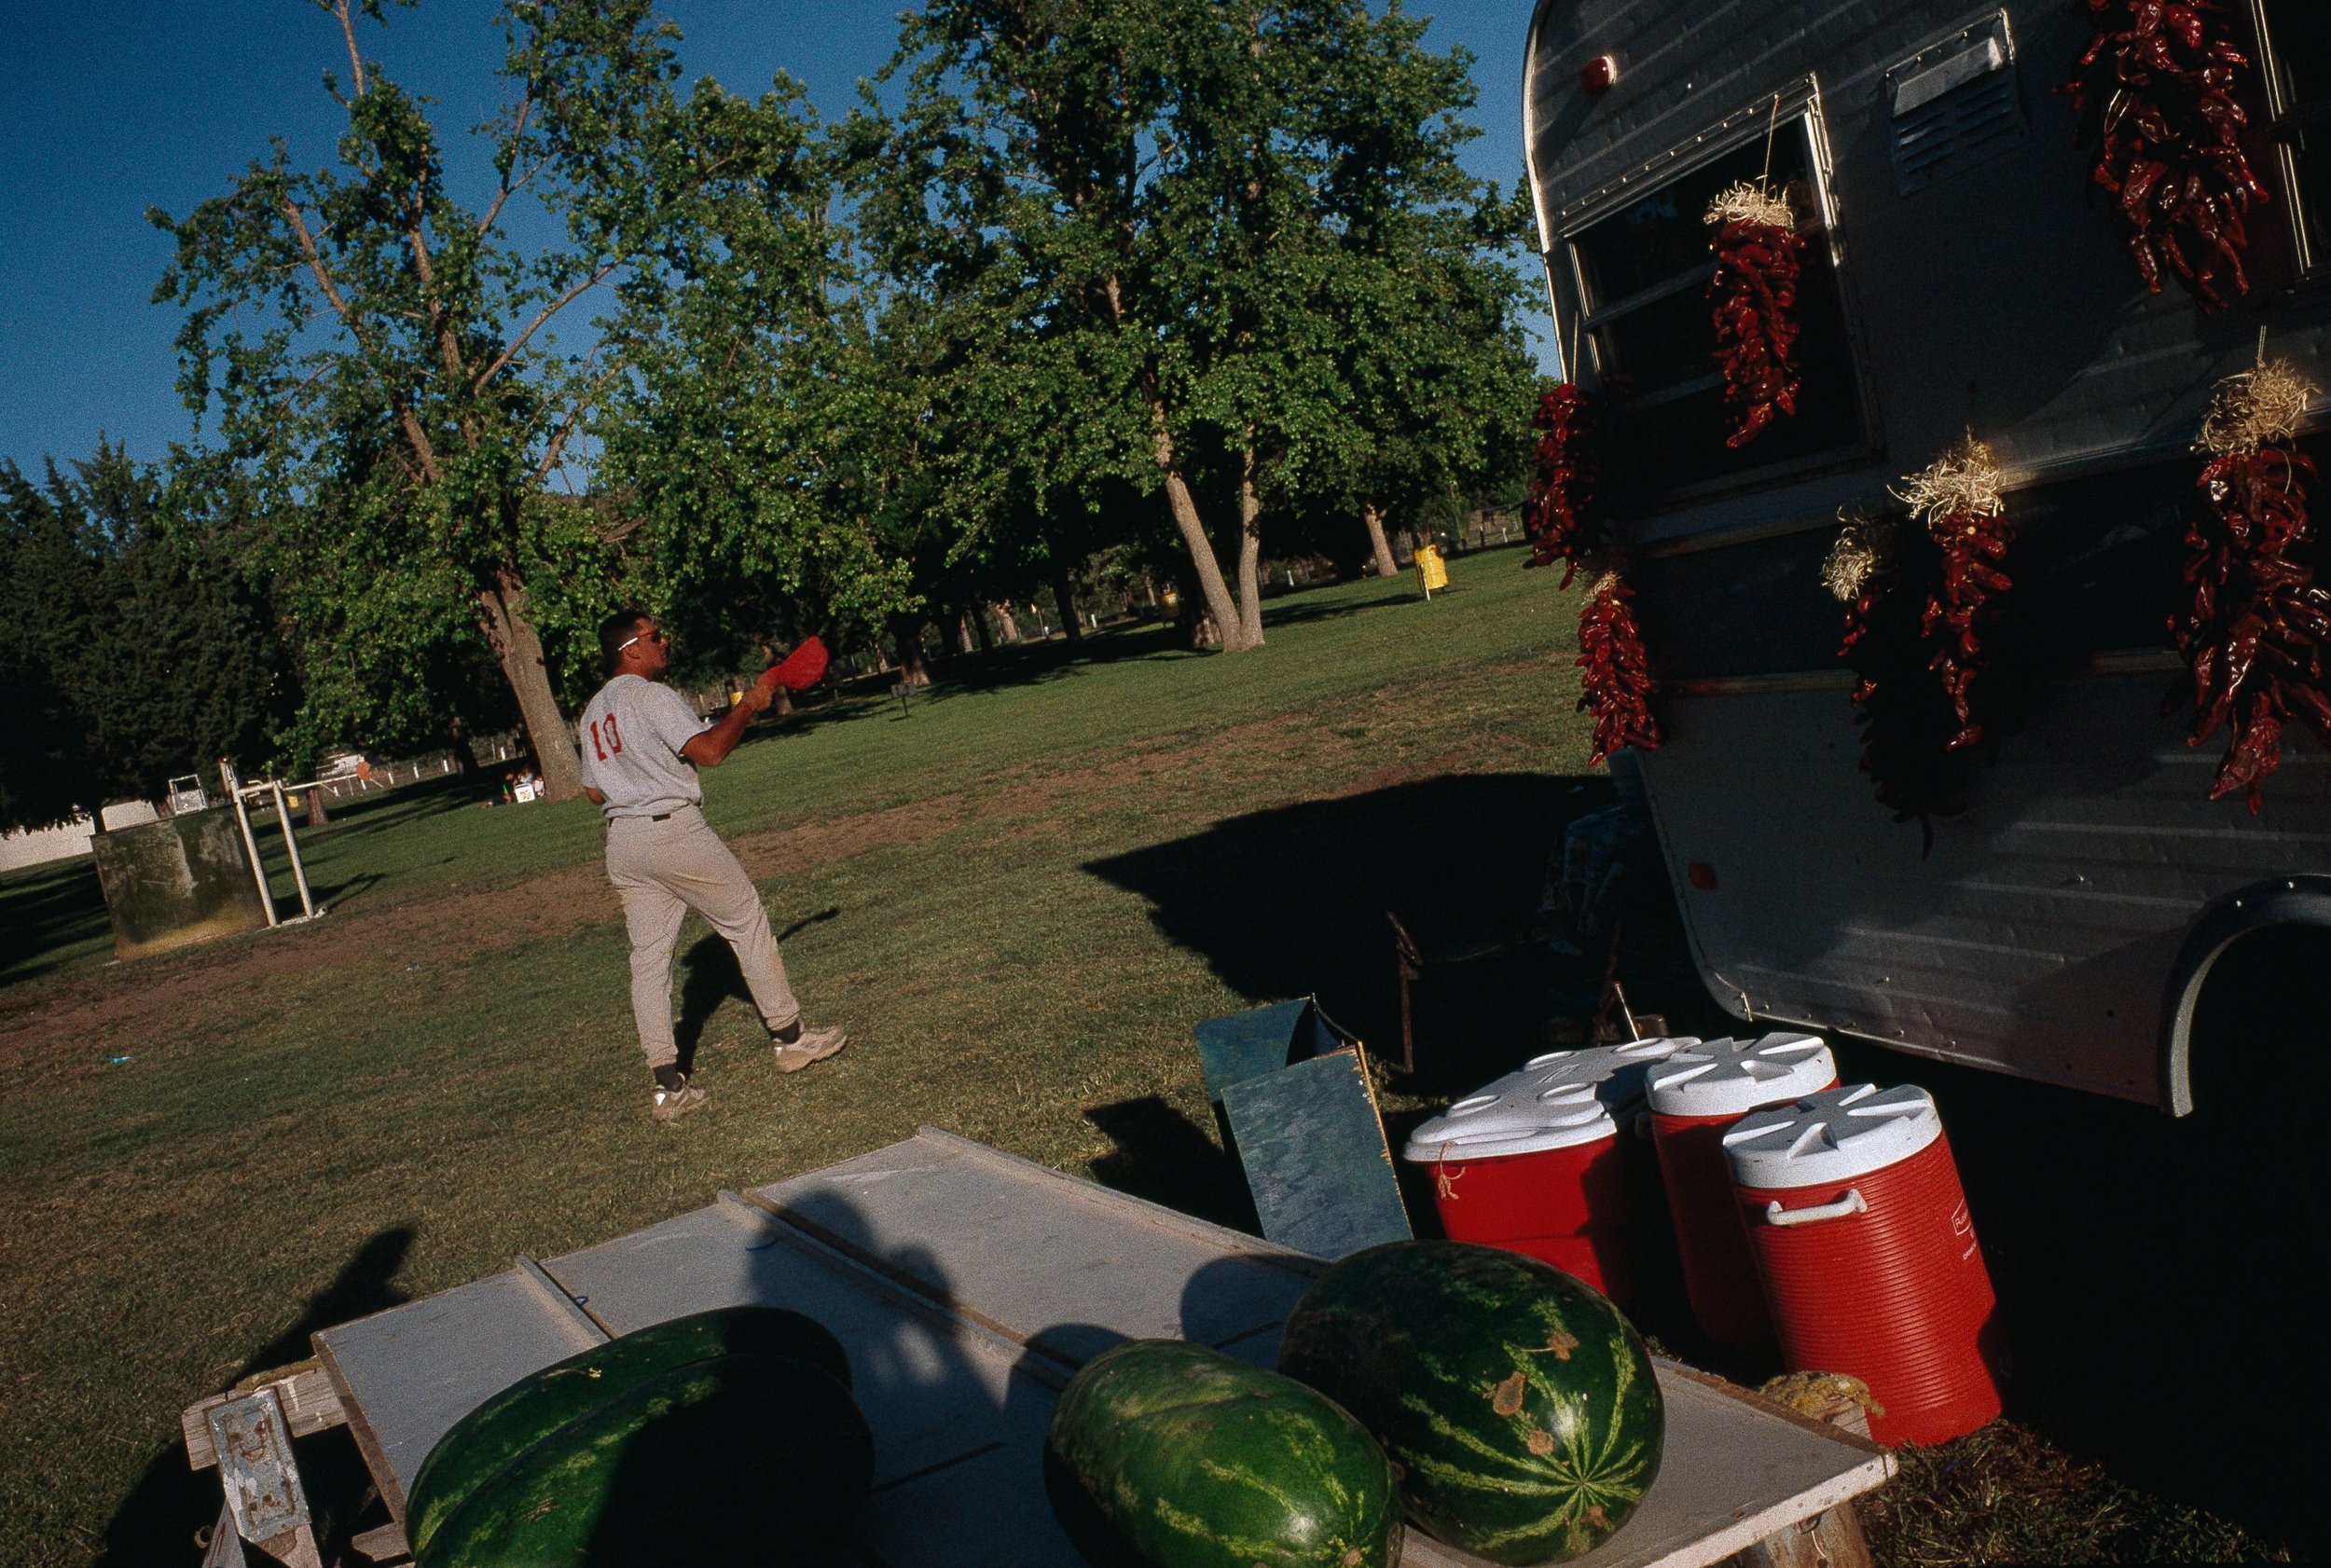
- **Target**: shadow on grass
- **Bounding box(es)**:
[310,771,503,837]
[1083,1093,1260,1235]
[99,1228,416,1568]
[1084,771,1613,1097]
[0,856,110,987]
[743,575,1427,735]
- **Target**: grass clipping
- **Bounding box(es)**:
[2197,358,2317,458]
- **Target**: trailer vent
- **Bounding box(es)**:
[1887,14,2024,197]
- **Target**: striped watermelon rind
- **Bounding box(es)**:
[415,1350,872,1568]
[1276,1241,1664,1566]
[406,1306,854,1562]
[1045,1339,1404,1568]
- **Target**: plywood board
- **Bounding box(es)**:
[1221,1047,1413,1259]
[304,1131,1889,1568]
[537,1198,1054,1493]
[1194,997,1338,1103]
[752,1129,1322,1366]
[310,1266,602,1518]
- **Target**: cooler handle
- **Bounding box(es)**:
[1762,1189,1868,1228]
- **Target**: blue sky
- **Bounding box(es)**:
[0,0,1548,475]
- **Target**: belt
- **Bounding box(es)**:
[647,810,677,820]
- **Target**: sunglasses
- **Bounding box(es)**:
[617,626,668,653]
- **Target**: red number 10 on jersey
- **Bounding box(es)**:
[587,714,624,761]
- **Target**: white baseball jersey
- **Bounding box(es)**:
[577,674,712,817]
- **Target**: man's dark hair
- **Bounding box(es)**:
[599,607,655,673]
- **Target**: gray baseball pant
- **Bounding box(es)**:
[605,805,800,1068]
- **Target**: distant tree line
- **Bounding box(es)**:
[2,0,1540,830]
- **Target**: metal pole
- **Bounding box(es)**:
[269,781,317,919]
[220,760,278,927]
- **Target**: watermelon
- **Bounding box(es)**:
[406,1306,855,1563]
[415,1350,872,1568]
[1044,1339,1403,1568]
[1276,1242,1663,1566]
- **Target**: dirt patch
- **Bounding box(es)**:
[0,710,1396,1066]
[0,797,967,1066]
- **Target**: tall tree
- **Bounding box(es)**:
[870,0,1526,650]
[593,76,917,680]
[1295,6,1539,576]
[153,0,746,800]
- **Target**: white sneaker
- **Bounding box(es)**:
[773,1024,848,1073]
[651,1073,708,1121]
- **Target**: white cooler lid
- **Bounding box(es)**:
[1722,1083,1942,1189]
[1403,1037,1701,1162]
[1647,1031,1835,1119]
[1515,1036,1702,1105]
[1404,1080,1615,1162]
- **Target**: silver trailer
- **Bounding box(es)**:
[1521,2,2331,1129]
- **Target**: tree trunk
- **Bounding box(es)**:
[476,569,583,802]
[1234,444,1265,648]
[304,787,330,828]
[992,601,1020,643]
[969,601,993,653]
[1052,557,1086,647]
[1149,402,1256,652]
[1361,501,1400,578]
[444,717,481,775]
[890,616,931,688]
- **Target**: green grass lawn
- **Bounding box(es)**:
[0,548,2295,1565]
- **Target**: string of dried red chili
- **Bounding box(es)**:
[1523,382,1605,585]
[1830,520,1964,856]
[2063,0,2270,310]
[1896,438,2016,753]
[2170,361,2331,810]
[1577,571,1662,766]
[1705,184,1803,448]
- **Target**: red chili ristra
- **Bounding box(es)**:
[2064,0,2270,310]
[1920,502,2017,751]
[1708,216,1804,447]
[1523,383,1604,585]
[1840,563,1965,857]
[1578,573,1662,766]
[2169,447,2331,811]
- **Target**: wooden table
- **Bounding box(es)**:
[190,1128,1894,1567]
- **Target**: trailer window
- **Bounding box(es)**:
[2256,0,2331,278]
[1565,116,1866,502]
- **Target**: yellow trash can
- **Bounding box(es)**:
[1415,543,1450,596]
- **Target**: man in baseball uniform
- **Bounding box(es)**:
[580,607,848,1120]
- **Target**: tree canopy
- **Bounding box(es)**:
[0,446,289,832]
[96,0,1545,807]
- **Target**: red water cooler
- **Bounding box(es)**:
[1404,1038,1694,1304]
[1646,1032,1836,1355]
[1724,1084,2003,1446]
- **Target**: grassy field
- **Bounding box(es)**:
[0,548,2299,1565]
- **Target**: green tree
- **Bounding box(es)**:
[0,447,290,832]
[152,0,766,799]
[868,0,1528,650]
[593,76,917,686]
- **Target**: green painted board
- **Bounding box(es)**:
[1193,997,1351,1106]
[1220,1046,1412,1260]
